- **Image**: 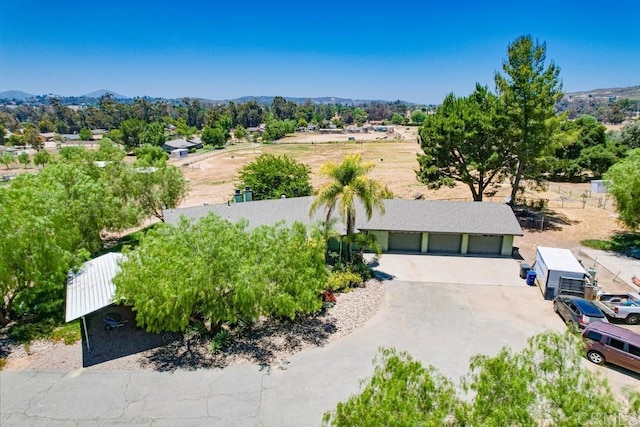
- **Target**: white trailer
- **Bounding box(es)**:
[532,247,587,300]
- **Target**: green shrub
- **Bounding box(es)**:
[51,322,82,345]
[581,232,640,254]
[210,329,231,354]
[8,319,81,346]
[326,271,362,292]
[581,239,612,251]
[350,261,374,281]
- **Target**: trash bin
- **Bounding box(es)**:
[519,263,531,279]
[526,270,537,286]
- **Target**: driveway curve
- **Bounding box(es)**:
[1,267,562,426]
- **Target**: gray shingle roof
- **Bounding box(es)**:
[163,139,198,150]
[164,197,523,236]
[359,198,523,235]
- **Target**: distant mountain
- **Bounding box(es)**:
[0,90,36,100]
[565,85,640,101]
[82,89,129,99]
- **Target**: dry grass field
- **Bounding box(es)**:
[172,131,626,272]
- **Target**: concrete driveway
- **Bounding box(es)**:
[366,253,523,285]
[1,255,633,426]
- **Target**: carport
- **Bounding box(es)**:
[65,252,123,351]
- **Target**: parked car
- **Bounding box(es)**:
[582,322,640,374]
[593,292,640,325]
[553,295,608,329]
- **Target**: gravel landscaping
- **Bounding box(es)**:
[1,279,384,371]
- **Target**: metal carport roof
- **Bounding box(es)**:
[65,252,124,322]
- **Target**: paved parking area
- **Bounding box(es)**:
[1,256,637,426]
[580,248,640,291]
[366,253,523,286]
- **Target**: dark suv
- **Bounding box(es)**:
[553,295,608,329]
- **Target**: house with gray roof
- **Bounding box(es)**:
[161,139,203,152]
[164,196,523,257]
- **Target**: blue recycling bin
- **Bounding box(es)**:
[526,270,537,286]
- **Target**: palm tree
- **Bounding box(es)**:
[310,154,390,261]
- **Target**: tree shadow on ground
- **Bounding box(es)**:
[366,258,396,281]
[514,207,579,233]
[81,306,166,368]
[140,315,338,372]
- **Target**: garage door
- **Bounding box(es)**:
[467,235,503,255]
[428,233,462,253]
[388,232,421,252]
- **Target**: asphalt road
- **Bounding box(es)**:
[1,255,635,426]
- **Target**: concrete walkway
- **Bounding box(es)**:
[580,248,640,291]
[0,277,562,426]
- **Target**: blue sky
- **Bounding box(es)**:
[1,0,638,104]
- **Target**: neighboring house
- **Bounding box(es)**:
[62,134,80,141]
[247,124,266,134]
[40,132,56,141]
[164,196,523,257]
[91,129,107,140]
[161,139,203,152]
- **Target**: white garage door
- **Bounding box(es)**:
[388,232,422,252]
[428,233,462,253]
[467,235,503,255]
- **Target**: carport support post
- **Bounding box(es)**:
[82,315,91,351]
